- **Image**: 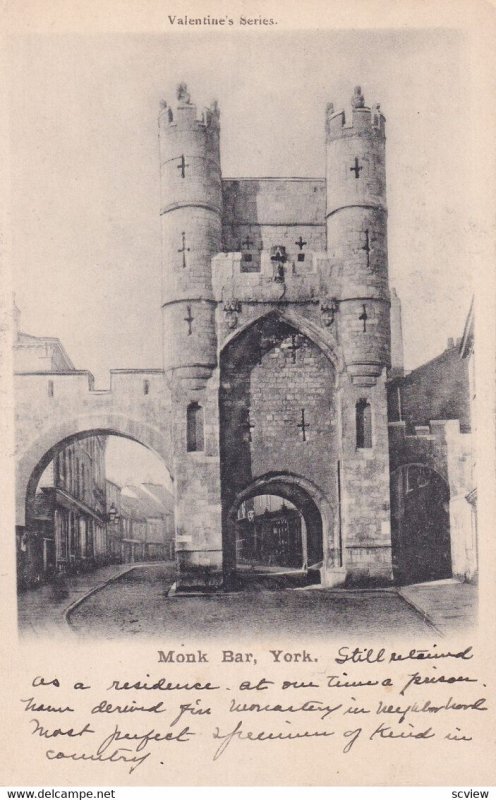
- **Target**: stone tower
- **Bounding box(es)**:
[160,84,393,592]
[325,86,392,583]
[159,84,224,590]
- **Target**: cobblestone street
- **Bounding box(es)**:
[17,562,478,640]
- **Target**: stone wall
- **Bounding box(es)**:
[338,371,392,582]
[170,369,223,590]
[388,419,475,581]
[222,178,326,258]
[388,345,470,432]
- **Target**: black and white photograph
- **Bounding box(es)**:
[10,27,477,640]
[1,1,495,790]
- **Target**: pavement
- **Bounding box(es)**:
[17,562,478,638]
[17,562,137,637]
[398,578,478,635]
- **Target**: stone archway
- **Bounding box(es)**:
[226,473,329,578]
[16,413,172,528]
[221,307,341,372]
[16,416,173,589]
[390,463,451,584]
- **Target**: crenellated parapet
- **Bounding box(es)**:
[325,85,386,140]
[15,368,168,398]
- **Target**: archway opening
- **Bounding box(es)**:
[235,495,306,570]
[19,431,174,591]
[390,463,451,584]
[226,476,325,590]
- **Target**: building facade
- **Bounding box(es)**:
[459,299,477,580]
[30,438,108,581]
[237,499,304,569]
[105,481,175,564]
[387,331,476,584]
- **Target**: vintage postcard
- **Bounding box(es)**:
[1,0,495,789]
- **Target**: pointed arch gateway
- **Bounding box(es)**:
[219,310,340,582]
[390,463,451,584]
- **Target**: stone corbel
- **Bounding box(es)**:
[224,299,242,329]
[320,297,339,327]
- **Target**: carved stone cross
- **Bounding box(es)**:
[177,154,189,178]
[178,232,190,269]
[297,408,309,442]
[295,236,307,250]
[242,235,254,249]
[361,229,371,268]
[350,157,362,178]
[184,305,194,335]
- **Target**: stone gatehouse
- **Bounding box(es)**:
[15,83,475,592]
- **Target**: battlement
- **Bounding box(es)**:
[15,368,166,396]
[159,82,220,132]
[326,87,385,140]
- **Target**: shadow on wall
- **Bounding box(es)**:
[390,464,451,584]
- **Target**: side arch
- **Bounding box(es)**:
[390,462,451,584]
[390,462,449,487]
[16,413,173,526]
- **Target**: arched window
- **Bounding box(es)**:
[356,399,372,449]
[187,402,204,452]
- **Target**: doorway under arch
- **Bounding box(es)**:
[225,473,328,587]
[390,463,451,584]
[235,495,306,570]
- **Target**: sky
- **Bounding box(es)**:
[105,436,172,490]
[8,29,474,484]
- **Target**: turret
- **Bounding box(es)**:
[325,86,390,383]
[159,83,222,384]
